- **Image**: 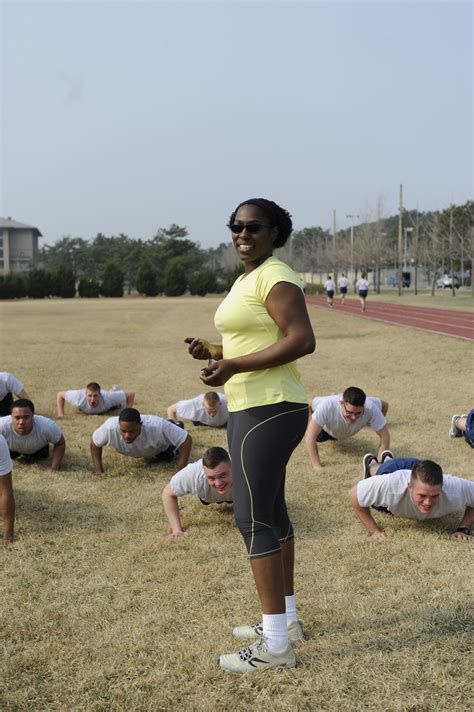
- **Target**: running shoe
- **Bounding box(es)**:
[232,618,304,643]
[219,637,296,674]
[363,453,377,479]
[449,415,462,438]
[380,450,394,463]
[111,384,120,392]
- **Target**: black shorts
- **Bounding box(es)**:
[227,401,308,559]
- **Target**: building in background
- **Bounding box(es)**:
[0,218,42,274]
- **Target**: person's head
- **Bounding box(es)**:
[11,399,35,435]
[328,275,332,280]
[118,408,142,443]
[341,273,346,277]
[408,460,443,514]
[203,392,221,418]
[227,198,293,270]
[340,387,366,422]
[361,272,367,279]
[202,447,232,494]
[86,382,101,407]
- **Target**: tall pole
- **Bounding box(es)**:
[449,210,455,297]
[398,184,403,297]
[346,213,359,289]
[333,209,337,281]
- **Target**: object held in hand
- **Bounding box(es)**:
[185,336,212,368]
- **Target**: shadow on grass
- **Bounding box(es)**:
[14,487,118,534]
[308,605,473,655]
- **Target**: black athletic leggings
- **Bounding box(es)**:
[227,401,308,560]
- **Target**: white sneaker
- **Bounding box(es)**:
[111,384,121,392]
[449,415,461,438]
[219,636,296,674]
[232,618,304,643]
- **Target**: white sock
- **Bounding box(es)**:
[285,594,298,623]
[262,613,288,653]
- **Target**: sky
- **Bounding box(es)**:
[1,0,472,248]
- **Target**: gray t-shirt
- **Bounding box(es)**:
[357,470,474,520]
[176,394,228,427]
[65,388,125,414]
[92,415,188,458]
[0,415,63,454]
[0,434,12,476]
[170,458,233,503]
[0,372,24,400]
[311,394,386,439]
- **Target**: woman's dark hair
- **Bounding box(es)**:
[227,198,293,248]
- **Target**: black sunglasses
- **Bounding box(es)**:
[228,223,270,234]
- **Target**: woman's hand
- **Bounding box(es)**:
[185,337,222,361]
[199,360,237,387]
[185,337,211,360]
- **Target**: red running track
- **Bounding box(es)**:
[305,295,474,341]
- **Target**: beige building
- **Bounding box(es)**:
[0,218,42,274]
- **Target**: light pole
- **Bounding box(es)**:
[403,227,413,271]
[346,213,359,288]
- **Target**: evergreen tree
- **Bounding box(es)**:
[78,278,100,297]
[26,268,51,299]
[164,258,187,296]
[54,263,76,298]
[100,262,124,297]
[188,269,217,296]
[136,260,159,296]
[0,273,26,299]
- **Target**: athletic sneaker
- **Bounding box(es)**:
[111,384,120,392]
[380,450,394,463]
[449,415,462,438]
[232,618,304,643]
[363,453,377,479]
[219,637,296,674]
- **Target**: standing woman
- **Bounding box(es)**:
[187,198,316,674]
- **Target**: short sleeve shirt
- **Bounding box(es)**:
[214,256,307,411]
[356,279,369,291]
[0,434,12,476]
[169,458,233,503]
[65,388,126,414]
[176,394,228,427]
[357,470,474,520]
[311,395,386,439]
[0,415,63,454]
[92,415,188,458]
[338,277,349,289]
[0,372,24,400]
[324,280,336,292]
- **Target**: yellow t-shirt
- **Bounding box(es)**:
[214,256,307,412]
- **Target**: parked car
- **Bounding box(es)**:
[436,274,460,289]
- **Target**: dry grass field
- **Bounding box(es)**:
[1,296,473,711]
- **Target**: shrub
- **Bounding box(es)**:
[136,260,160,297]
[188,269,217,296]
[305,283,326,295]
[53,264,76,298]
[26,268,51,299]
[78,278,101,298]
[164,259,187,297]
[100,262,124,297]
[224,264,245,291]
[0,273,26,299]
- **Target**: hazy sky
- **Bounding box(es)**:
[1,0,472,248]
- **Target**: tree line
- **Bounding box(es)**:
[1,200,472,299]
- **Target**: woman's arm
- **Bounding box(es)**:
[200,282,315,387]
